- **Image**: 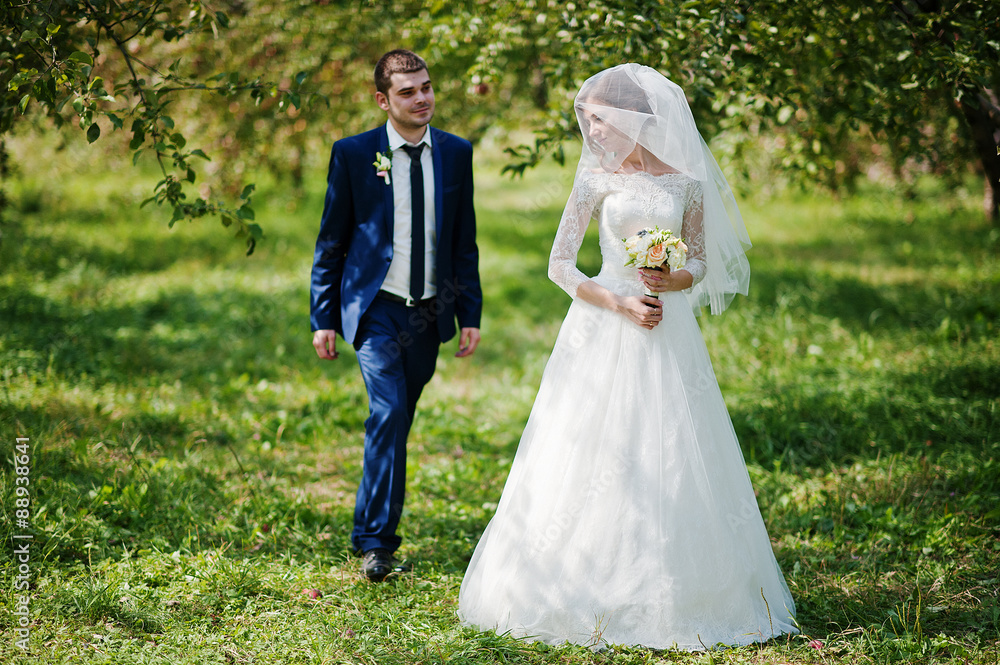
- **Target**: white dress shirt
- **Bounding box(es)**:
[381,121,437,300]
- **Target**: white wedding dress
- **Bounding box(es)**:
[458,171,798,650]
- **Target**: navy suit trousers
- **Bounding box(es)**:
[350,297,440,553]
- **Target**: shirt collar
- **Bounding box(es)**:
[386,121,432,152]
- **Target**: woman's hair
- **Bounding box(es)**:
[576,70,654,167]
[374,50,428,94]
[578,72,653,115]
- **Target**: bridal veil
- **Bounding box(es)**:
[572,64,751,314]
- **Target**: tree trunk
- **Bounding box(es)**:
[987,174,1000,224]
[896,2,1000,222]
[0,138,8,224]
[959,88,1000,224]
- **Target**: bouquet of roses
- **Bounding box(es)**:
[622,226,688,296]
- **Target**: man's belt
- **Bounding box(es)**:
[377,290,437,308]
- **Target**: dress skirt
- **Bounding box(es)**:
[457,276,798,650]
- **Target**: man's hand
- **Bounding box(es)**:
[313,329,339,360]
[455,327,480,358]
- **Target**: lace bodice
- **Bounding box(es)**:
[548,171,707,297]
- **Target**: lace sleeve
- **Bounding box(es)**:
[682,179,707,287]
[548,176,599,298]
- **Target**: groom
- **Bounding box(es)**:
[310,50,482,581]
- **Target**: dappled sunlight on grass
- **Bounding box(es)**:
[1,144,998,663]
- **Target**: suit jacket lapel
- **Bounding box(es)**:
[431,127,444,239]
[379,127,394,240]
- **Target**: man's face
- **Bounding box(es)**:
[377,69,435,132]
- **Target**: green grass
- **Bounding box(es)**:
[1,141,998,664]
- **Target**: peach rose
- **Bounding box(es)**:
[647,242,667,267]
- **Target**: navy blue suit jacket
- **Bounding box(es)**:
[310,125,482,345]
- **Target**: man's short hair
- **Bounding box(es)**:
[374,50,429,94]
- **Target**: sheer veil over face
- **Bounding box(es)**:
[572,64,752,314]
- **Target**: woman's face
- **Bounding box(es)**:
[580,105,635,157]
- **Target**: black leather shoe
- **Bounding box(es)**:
[362,548,410,581]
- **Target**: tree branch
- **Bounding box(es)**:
[82,0,167,173]
[122,0,165,43]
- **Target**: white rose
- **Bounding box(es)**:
[668,247,687,270]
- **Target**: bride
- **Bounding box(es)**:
[457,64,798,650]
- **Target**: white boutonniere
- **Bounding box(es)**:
[373,150,393,185]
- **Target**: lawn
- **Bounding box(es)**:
[1,139,998,664]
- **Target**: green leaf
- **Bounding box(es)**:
[161,116,175,129]
[236,205,255,220]
[221,215,233,228]
[20,30,41,42]
[132,150,144,165]
[8,71,32,91]
[46,23,61,36]
[190,149,211,161]
[87,123,101,143]
[41,76,57,104]
[240,184,256,200]
[67,51,94,65]
[245,223,264,256]
[215,11,230,28]
[17,94,30,114]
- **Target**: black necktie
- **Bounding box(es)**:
[401,143,425,303]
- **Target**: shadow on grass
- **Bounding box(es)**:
[783,532,1000,657]
[751,265,999,338]
[0,210,245,280]
[0,279,321,385]
[731,352,1000,470]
